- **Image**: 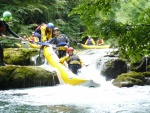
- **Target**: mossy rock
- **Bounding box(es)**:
[101,59,127,80]
[112,72,145,87]
[4,48,38,65]
[142,72,150,77]
[0,65,59,89]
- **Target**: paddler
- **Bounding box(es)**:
[59,47,84,74]
[0,11,22,66]
[48,27,70,58]
[85,36,95,45]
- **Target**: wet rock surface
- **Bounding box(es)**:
[0,65,59,89]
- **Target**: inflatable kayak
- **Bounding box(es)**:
[14,41,40,48]
[78,43,110,49]
[43,45,100,87]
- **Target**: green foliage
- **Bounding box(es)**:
[1,0,150,63]
[0,37,20,48]
[0,0,83,46]
[112,71,145,87]
[70,0,150,63]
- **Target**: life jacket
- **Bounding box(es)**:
[55,34,68,46]
[67,55,81,65]
[35,23,46,34]
[87,39,93,45]
[28,36,35,42]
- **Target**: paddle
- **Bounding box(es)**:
[6,36,20,40]
[38,42,50,46]
[5,36,27,41]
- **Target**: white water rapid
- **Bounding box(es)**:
[0,48,150,113]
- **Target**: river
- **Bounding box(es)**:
[0,49,150,113]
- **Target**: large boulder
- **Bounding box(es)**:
[101,59,128,80]
[0,65,59,89]
[4,48,39,66]
[112,72,146,87]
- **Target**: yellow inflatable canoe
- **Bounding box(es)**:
[14,41,40,48]
[78,43,110,49]
[43,45,100,87]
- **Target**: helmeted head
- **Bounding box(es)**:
[53,27,59,36]
[47,23,54,29]
[88,36,91,39]
[67,47,74,54]
[2,11,12,22]
[54,27,59,31]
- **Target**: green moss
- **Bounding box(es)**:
[20,48,38,57]
[112,71,145,87]
[0,66,59,89]
[4,48,38,65]
[143,72,150,77]
[119,72,145,81]
[147,65,150,71]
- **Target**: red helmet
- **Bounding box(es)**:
[67,47,74,53]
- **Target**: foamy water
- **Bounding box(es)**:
[0,48,150,113]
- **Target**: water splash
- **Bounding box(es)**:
[1,48,149,113]
[77,49,116,84]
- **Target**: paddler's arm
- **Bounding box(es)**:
[79,58,85,67]
[47,38,56,44]
[5,22,22,40]
[92,39,95,45]
[85,40,88,45]
[101,39,104,44]
[40,26,47,42]
[59,56,69,64]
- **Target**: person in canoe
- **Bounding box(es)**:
[34,22,54,42]
[48,27,70,58]
[85,36,95,45]
[28,32,39,44]
[0,11,22,66]
[97,38,104,46]
[59,47,84,74]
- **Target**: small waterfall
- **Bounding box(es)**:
[40,60,64,85]
[77,48,117,84]
[32,48,120,86]
[31,55,39,65]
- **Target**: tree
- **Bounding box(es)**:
[0,0,83,45]
[69,0,150,62]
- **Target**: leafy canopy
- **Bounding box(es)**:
[70,0,150,62]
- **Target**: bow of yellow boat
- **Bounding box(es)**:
[43,45,100,87]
